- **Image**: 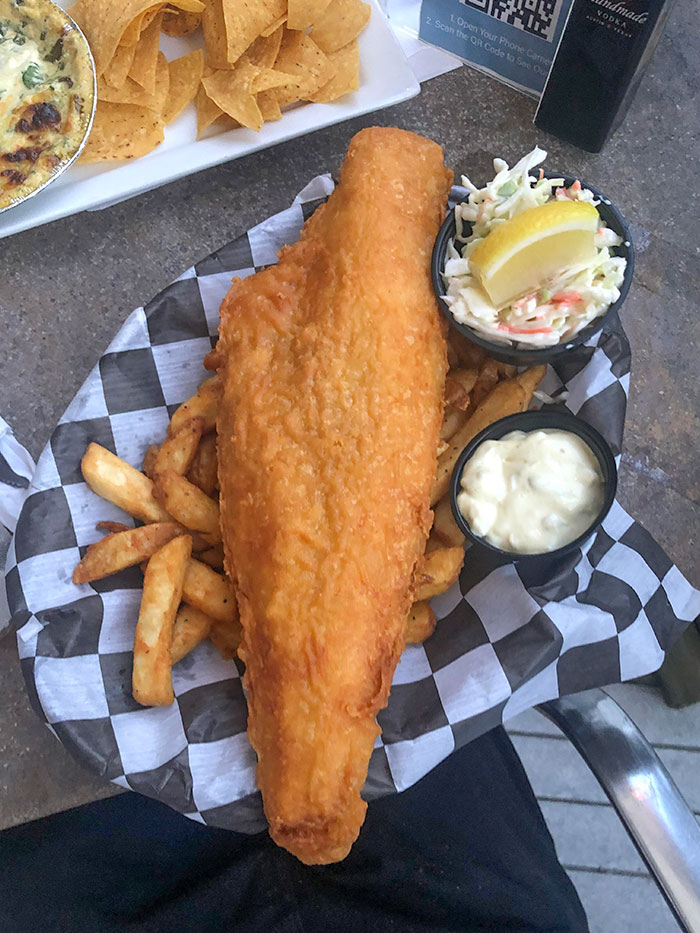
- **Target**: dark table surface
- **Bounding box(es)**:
[0,0,698,828]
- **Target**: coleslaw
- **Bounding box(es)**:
[441,147,627,348]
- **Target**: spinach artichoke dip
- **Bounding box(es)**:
[0,0,94,211]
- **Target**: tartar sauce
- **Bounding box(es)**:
[457,429,604,554]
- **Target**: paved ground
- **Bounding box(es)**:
[507,684,700,932]
[0,1,698,929]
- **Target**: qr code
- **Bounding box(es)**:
[461,0,561,41]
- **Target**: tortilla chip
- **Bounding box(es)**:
[257,88,281,122]
[273,30,334,108]
[80,102,165,161]
[202,61,265,131]
[162,9,201,36]
[202,0,230,69]
[195,84,224,136]
[260,12,287,36]
[221,0,287,65]
[287,0,332,31]
[310,0,370,55]
[153,52,171,113]
[98,75,159,108]
[307,38,359,102]
[162,49,204,124]
[129,11,164,95]
[119,6,162,47]
[101,41,137,91]
[246,26,283,70]
[70,0,204,75]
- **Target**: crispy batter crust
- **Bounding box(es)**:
[216,127,452,864]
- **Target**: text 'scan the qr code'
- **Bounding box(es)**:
[419,0,574,95]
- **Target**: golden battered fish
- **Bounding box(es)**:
[216,126,452,864]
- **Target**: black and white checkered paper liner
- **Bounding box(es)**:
[5,175,700,832]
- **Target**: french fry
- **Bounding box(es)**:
[471,358,499,408]
[154,470,221,544]
[441,405,468,442]
[209,617,243,659]
[170,605,214,664]
[517,365,547,409]
[414,547,464,601]
[73,522,185,584]
[405,601,437,644]
[183,558,237,624]
[446,342,459,370]
[448,330,486,369]
[142,444,159,478]
[444,367,479,411]
[81,443,172,524]
[187,432,218,497]
[169,375,221,436]
[431,496,465,548]
[154,417,204,477]
[496,362,517,378]
[198,543,225,570]
[96,520,131,534]
[431,379,526,504]
[132,535,192,707]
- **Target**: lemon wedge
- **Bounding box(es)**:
[468,200,599,307]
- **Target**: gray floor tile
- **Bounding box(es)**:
[510,733,607,804]
[540,799,648,873]
[569,870,679,933]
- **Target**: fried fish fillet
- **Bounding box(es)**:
[216,127,452,864]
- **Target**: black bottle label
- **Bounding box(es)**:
[534,0,672,152]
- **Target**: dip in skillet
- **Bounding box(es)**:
[0,0,94,211]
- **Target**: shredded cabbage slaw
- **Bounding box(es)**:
[442,147,627,349]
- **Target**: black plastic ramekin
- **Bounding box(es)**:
[449,409,618,569]
[432,174,635,366]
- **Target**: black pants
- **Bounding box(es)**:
[2,727,587,932]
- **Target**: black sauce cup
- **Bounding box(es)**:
[431,174,635,366]
[449,410,618,571]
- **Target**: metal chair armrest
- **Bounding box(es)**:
[538,688,700,933]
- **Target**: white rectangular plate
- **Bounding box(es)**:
[0,0,419,240]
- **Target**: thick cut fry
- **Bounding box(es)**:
[169,376,221,435]
[517,365,547,408]
[209,617,243,659]
[154,471,221,543]
[448,330,485,369]
[188,432,218,496]
[154,418,204,477]
[441,405,468,442]
[96,520,131,534]
[431,496,465,548]
[497,362,517,378]
[73,522,184,584]
[198,543,225,569]
[471,358,499,408]
[81,443,172,524]
[132,535,192,707]
[182,559,237,623]
[414,547,464,601]
[170,605,214,664]
[431,379,526,504]
[445,367,478,411]
[142,444,159,478]
[405,601,437,644]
